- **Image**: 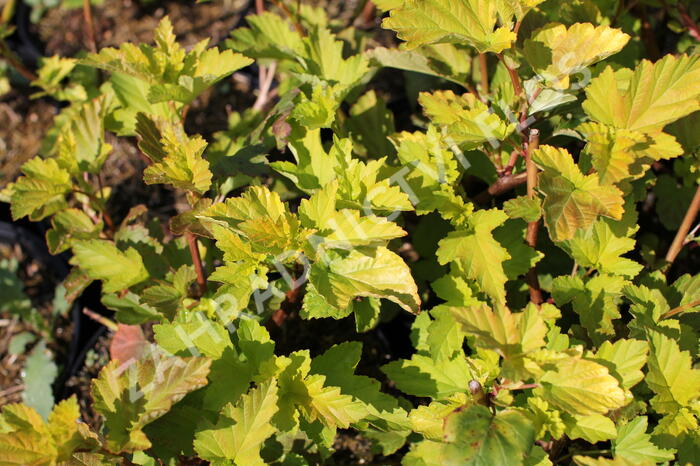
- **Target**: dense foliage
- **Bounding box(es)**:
[1,0,699,464]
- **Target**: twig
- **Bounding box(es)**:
[355,0,376,28]
[96,174,115,235]
[497,53,522,97]
[502,383,540,391]
[253,61,277,111]
[0,42,37,81]
[665,184,700,265]
[524,130,543,304]
[252,0,278,112]
[473,172,528,204]
[0,384,24,398]
[502,150,520,176]
[685,222,700,243]
[478,53,489,95]
[571,262,579,277]
[678,3,700,42]
[82,0,97,53]
[83,308,118,331]
[513,20,522,37]
[660,298,700,320]
[187,232,207,297]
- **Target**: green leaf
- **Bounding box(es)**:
[523,23,629,89]
[46,208,103,255]
[391,126,467,218]
[84,16,251,105]
[579,123,684,185]
[552,274,626,340]
[30,55,82,100]
[194,381,278,465]
[201,185,308,255]
[494,219,544,280]
[298,27,370,88]
[21,340,57,420]
[0,397,98,464]
[70,240,149,293]
[652,408,697,449]
[504,196,542,222]
[563,219,642,278]
[0,260,33,317]
[136,114,212,194]
[154,317,233,359]
[533,145,624,241]
[419,90,513,149]
[291,84,340,130]
[382,0,517,53]
[275,351,368,431]
[593,339,648,390]
[564,413,617,443]
[583,54,700,132]
[382,352,472,399]
[527,396,566,439]
[436,209,510,303]
[309,247,420,314]
[311,342,404,415]
[55,96,112,174]
[409,397,468,441]
[645,330,700,414]
[346,90,397,158]
[442,405,535,465]
[537,357,626,416]
[614,417,675,463]
[8,332,36,356]
[9,158,72,221]
[109,72,174,135]
[0,405,56,464]
[92,354,211,452]
[368,44,472,88]
[451,303,546,379]
[228,12,304,61]
[102,292,163,325]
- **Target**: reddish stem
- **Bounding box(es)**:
[478,53,489,95]
[498,53,522,97]
[473,172,528,205]
[525,130,543,305]
[0,42,37,81]
[678,3,700,41]
[187,232,207,297]
[82,0,97,53]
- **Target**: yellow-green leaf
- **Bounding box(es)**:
[583,54,700,132]
[646,331,700,414]
[419,90,513,148]
[382,0,517,53]
[579,122,683,185]
[533,145,624,241]
[524,23,629,89]
[436,209,511,303]
[70,240,149,293]
[537,357,626,416]
[193,381,278,465]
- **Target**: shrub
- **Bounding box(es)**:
[1,1,699,464]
